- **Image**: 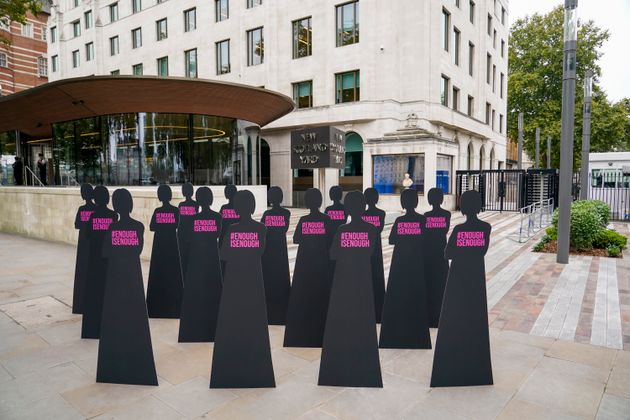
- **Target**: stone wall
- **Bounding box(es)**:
[0,186,268,260]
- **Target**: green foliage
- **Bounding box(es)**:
[0,0,43,45]
[546,226,558,240]
[569,204,601,250]
[508,6,629,168]
[571,200,610,227]
[607,245,621,258]
[593,229,628,250]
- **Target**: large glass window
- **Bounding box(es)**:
[184,8,196,32]
[247,27,264,66]
[216,39,230,74]
[436,154,452,194]
[336,1,359,46]
[132,27,142,49]
[51,55,58,72]
[76,118,104,184]
[215,0,229,21]
[335,70,360,103]
[185,48,197,78]
[373,154,425,194]
[191,115,236,185]
[157,56,168,76]
[53,121,76,185]
[0,131,18,185]
[292,80,313,109]
[156,18,168,41]
[292,17,312,59]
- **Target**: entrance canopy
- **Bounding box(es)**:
[0,75,295,138]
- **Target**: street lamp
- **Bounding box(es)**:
[517,112,524,170]
[535,127,540,168]
[579,70,593,199]
[557,0,578,264]
[547,136,552,168]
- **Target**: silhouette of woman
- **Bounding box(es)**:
[177,182,198,278]
[72,183,95,314]
[424,188,451,328]
[260,187,291,325]
[219,184,239,274]
[211,190,275,388]
[362,187,386,323]
[379,189,431,349]
[97,188,158,386]
[325,185,346,281]
[430,190,493,387]
[82,186,117,339]
[319,191,382,387]
[284,188,334,347]
[178,187,223,342]
[147,185,184,319]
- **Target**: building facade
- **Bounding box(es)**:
[0,10,50,96]
[47,0,509,209]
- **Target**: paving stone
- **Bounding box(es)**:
[496,399,582,420]
[93,395,186,420]
[605,366,630,399]
[596,393,630,420]
[152,377,238,419]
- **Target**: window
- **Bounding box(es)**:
[109,3,119,23]
[72,20,81,37]
[132,0,141,13]
[109,36,119,56]
[336,1,359,47]
[42,25,47,41]
[493,29,497,48]
[292,17,312,59]
[21,23,33,37]
[132,27,142,48]
[157,56,168,76]
[50,26,57,43]
[469,1,475,24]
[452,27,460,65]
[468,42,474,76]
[452,86,459,110]
[185,48,197,78]
[133,63,143,75]
[184,8,196,32]
[247,0,262,7]
[491,109,496,130]
[486,53,491,84]
[51,55,58,72]
[500,72,504,98]
[501,39,505,58]
[74,0,80,7]
[84,11,93,29]
[85,42,94,61]
[156,18,167,41]
[487,13,492,36]
[0,53,7,68]
[436,154,452,194]
[485,102,491,124]
[492,64,496,92]
[454,0,460,7]
[467,95,474,116]
[216,39,230,74]
[247,27,264,66]
[110,70,120,75]
[440,75,449,106]
[292,80,313,109]
[0,20,8,31]
[501,7,506,25]
[335,70,360,103]
[441,8,450,51]
[215,0,229,21]
[72,50,80,68]
[499,114,504,134]
[373,154,425,194]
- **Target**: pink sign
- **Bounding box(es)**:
[302,221,325,235]
[264,215,286,227]
[425,217,447,229]
[92,217,113,231]
[180,206,196,216]
[222,208,239,219]
[111,230,139,246]
[194,219,218,232]
[80,210,93,222]
[397,222,421,235]
[362,215,381,227]
[340,232,370,248]
[327,210,345,221]
[456,231,485,247]
[230,232,260,248]
[156,212,176,224]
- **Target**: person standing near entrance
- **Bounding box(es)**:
[12,157,23,185]
[36,153,47,185]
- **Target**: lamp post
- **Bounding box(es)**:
[547,136,552,168]
[535,127,540,168]
[579,70,593,199]
[517,113,524,170]
[557,0,578,264]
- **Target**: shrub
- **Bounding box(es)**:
[607,245,621,258]
[593,229,628,250]
[569,204,602,250]
[546,226,558,240]
[577,200,610,227]
[533,234,551,252]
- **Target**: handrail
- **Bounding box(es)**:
[514,198,554,243]
[24,165,45,187]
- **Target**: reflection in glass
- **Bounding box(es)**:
[373,154,425,195]
[76,117,103,184]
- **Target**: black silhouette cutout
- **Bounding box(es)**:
[379,189,431,349]
[424,188,452,328]
[284,188,334,347]
[210,190,275,388]
[177,182,198,278]
[178,187,223,342]
[325,186,346,282]
[82,186,117,339]
[147,185,184,319]
[260,187,291,325]
[319,191,382,388]
[431,190,493,387]
[97,189,158,386]
[362,187,386,323]
[219,184,239,274]
[72,183,95,314]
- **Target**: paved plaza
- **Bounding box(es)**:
[1,211,630,419]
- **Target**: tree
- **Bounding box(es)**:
[0,0,43,45]
[508,5,629,169]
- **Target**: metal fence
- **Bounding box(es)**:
[512,198,555,243]
[576,172,630,221]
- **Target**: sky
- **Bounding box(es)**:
[508,0,630,102]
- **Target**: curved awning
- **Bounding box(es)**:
[0,75,295,138]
